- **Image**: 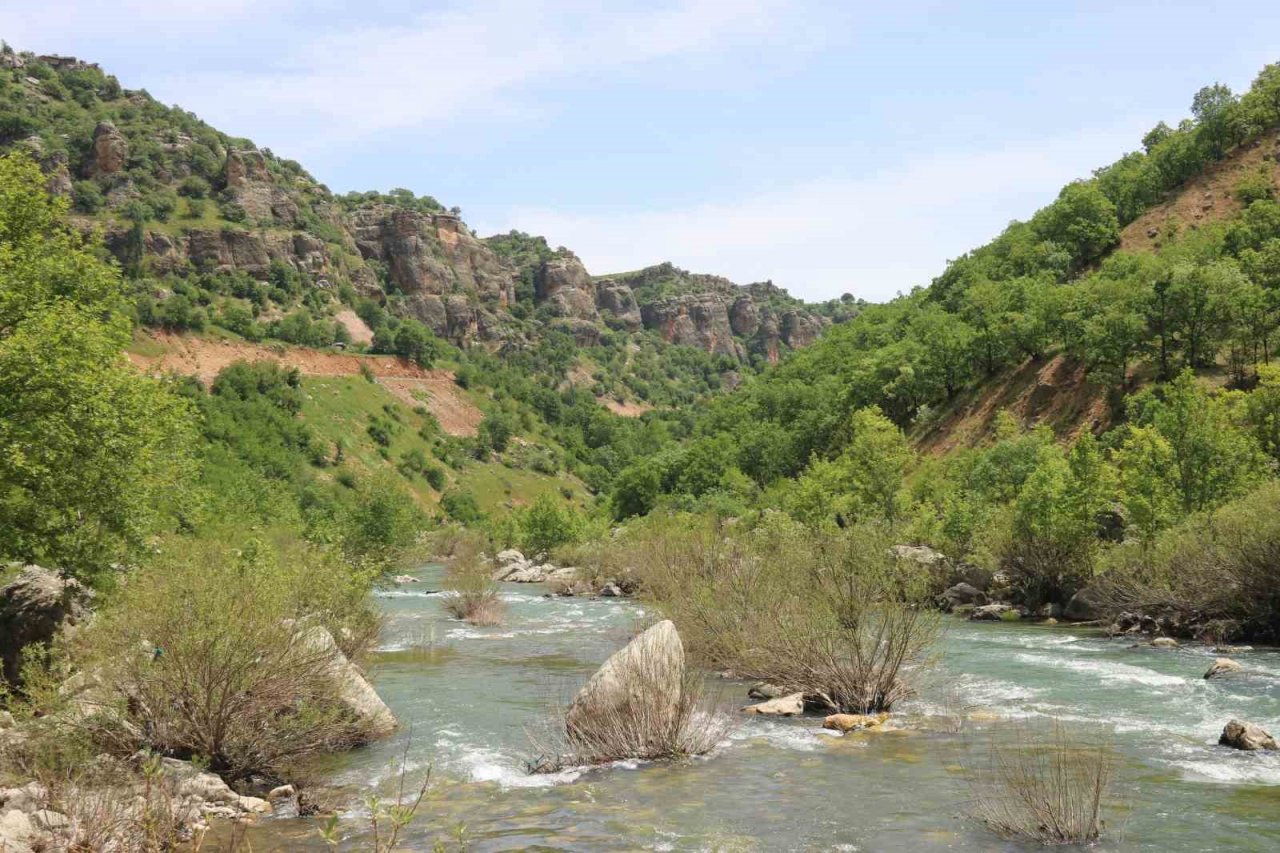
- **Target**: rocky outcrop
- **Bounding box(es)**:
[596,279,642,329]
[565,620,685,748]
[350,205,515,314]
[0,566,92,687]
[1220,719,1277,751]
[536,256,598,320]
[85,121,127,178]
[641,293,744,360]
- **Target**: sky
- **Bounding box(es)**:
[2,1,1278,302]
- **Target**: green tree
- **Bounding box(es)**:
[0,154,194,576]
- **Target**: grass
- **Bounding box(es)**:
[964,722,1119,845]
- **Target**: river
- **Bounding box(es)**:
[239,563,1280,851]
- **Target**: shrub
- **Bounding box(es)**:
[631,513,939,714]
[441,536,505,626]
[62,537,382,781]
[964,722,1118,845]
[441,490,484,525]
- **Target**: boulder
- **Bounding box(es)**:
[496,549,526,565]
[1213,645,1253,654]
[1219,719,1277,751]
[84,121,128,177]
[937,583,987,612]
[298,627,397,738]
[741,692,805,716]
[0,810,33,852]
[1150,637,1179,649]
[969,604,1015,622]
[0,782,45,812]
[1204,658,1242,680]
[504,565,548,583]
[392,574,420,584]
[160,758,239,805]
[266,784,296,801]
[599,583,624,598]
[747,682,789,701]
[1063,585,1107,622]
[823,712,890,732]
[566,620,685,747]
[237,796,271,814]
[0,566,92,687]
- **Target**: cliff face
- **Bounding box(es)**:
[6,51,831,360]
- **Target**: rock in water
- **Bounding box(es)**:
[969,603,1014,621]
[566,620,685,749]
[1219,719,1277,751]
[0,566,92,686]
[741,693,805,716]
[823,712,890,732]
[747,682,788,700]
[1204,658,1242,680]
[298,627,397,738]
[1150,637,1179,649]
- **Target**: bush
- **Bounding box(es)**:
[630,513,939,714]
[62,537,382,781]
[964,722,1118,845]
[441,536,505,626]
[441,490,484,525]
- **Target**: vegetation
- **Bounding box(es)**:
[964,723,1118,845]
[441,535,505,626]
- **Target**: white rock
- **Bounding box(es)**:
[566,620,685,746]
[1204,658,1242,679]
[0,810,33,852]
[298,626,397,738]
[237,796,271,814]
[266,784,295,801]
[742,692,805,716]
[496,549,526,565]
[29,809,68,831]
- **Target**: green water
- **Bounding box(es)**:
[241,564,1280,851]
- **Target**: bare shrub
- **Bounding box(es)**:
[321,735,431,852]
[630,512,940,713]
[527,649,732,773]
[964,722,1119,845]
[441,531,506,626]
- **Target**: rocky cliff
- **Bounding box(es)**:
[2,49,833,361]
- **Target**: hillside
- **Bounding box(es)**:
[0,45,840,403]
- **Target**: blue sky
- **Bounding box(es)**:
[3,1,1278,301]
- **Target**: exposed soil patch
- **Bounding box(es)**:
[1119,129,1280,254]
[914,354,1110,454]
[334,310,375,345]
[128,331,482,436]
[603,399,654,417]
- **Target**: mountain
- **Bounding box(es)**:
[0,47,841,380]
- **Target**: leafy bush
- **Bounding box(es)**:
[518,494,582,555]
[441,490,484,525]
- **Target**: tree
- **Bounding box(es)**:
[1031,182,1120,272]
[1190,83,1239,159]
[0,154,194,577]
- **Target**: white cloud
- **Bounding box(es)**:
[494,122,1153,302]
[142,0,797,153]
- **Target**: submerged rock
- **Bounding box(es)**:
[741,692,805,716]
[1219,719,1277,751]
[1204,658,1242,680]
[566,620,685,747]
[1213,645,1253,654]
[392,574,420,584]
[823,712,890,732]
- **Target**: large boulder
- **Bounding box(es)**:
[0,809,34,853]
[741,693,805,716]
[1219,719,1277,751]
[1204,658,1242,680]
[566,620,685,747]
[823,712,890,732]
[1064,585,1107,622]
[969,603,1016,622]
[298,627,397,738]
[0,566,92,687]
[937,582,987,612]
[84,120,128,177]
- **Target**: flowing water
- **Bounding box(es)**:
[242,564,1280,851]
